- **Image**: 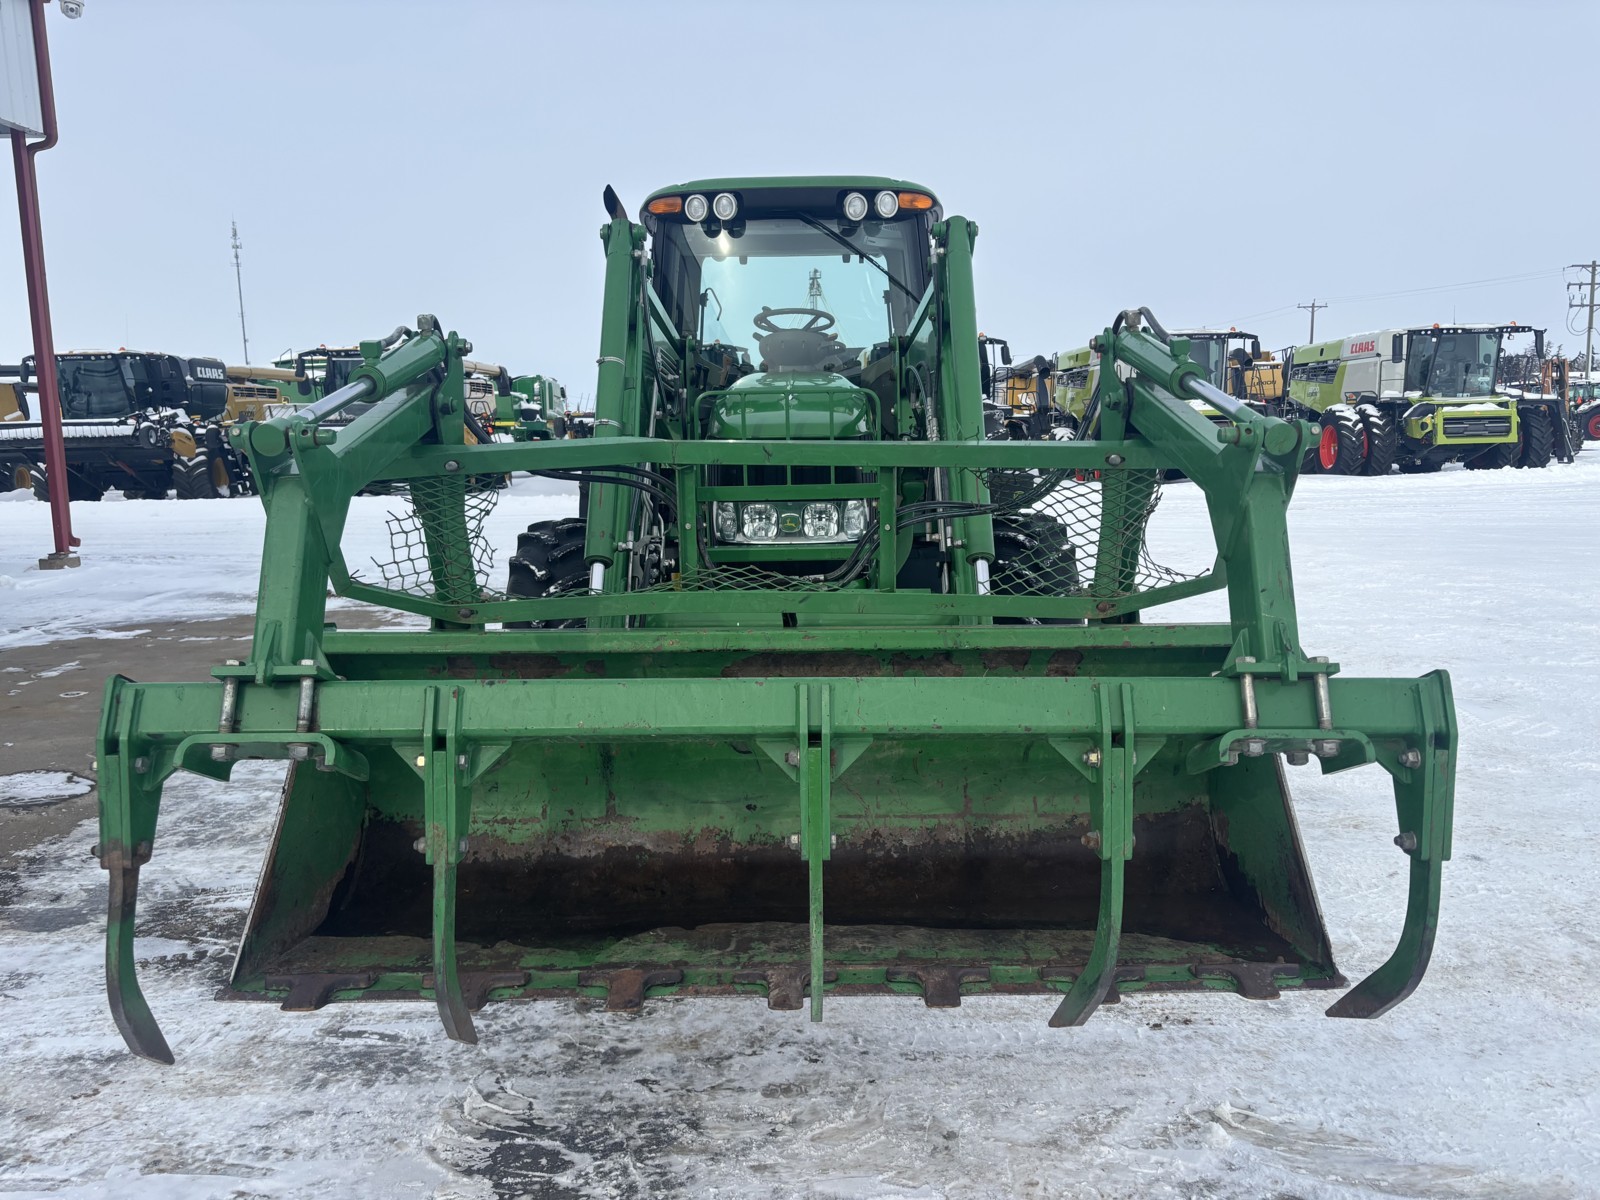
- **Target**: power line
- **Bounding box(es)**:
[1232,266,1565,325]
[1297,299,1326,342]
[1569,260,1597,372]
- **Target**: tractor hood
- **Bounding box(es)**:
[707,371,874,440]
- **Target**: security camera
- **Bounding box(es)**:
[57,0,85,17]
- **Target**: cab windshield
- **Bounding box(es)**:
[1184,338,1228,388]
[57,355,136,418]
[1405,331,1500,398]
[655,215,928,372]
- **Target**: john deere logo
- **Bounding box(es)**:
[779,511,802,534]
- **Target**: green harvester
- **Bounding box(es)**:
[97,178,1457,1062]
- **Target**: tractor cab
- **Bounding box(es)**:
[641,179,940,567]
[1173,330,1281,410]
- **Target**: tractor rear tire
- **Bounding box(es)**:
[1515,407,1554,469]
[1316,407,1365,475]
[505,517,589,629]
[1463,442,1515,470]
[1356,405,1397,476]
[1586,408,1600,442]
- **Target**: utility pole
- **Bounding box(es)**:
[4,0,79,568]
[1297,299,1327,343]
[1568,261,1597,376]
[231,220,250,365]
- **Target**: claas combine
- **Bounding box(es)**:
[97,178,1456,1062]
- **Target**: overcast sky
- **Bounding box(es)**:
[4,0,1597,395]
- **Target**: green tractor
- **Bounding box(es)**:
[1285,324,1555,475]
[97,178,1456,1061]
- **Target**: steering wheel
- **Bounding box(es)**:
[753,306,836,335]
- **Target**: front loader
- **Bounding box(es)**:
[97,178,1456,1063]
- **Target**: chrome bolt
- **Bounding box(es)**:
[287,744,309,761]
[1243,738,1267,757]
[1081,831,1102,851]
[1314,739,1341,758]
[785,750,800,767]
[789,834,800,849]
[413,837,427,853]
[458,837,469,854]
[830,835,837,850]
[444,459,461,473]
[456,754,468,770]
[1105,453,1125,466]
[1286,750,1310,766]
[415,754,427,768]
[1399,748,1422,769]
[1081,749,1102,768]
[1394,831,1418,853]
[133,756,150,774]
[209,744,234,763]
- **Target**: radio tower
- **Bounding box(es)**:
[231,220,250,364]
[807,268,828,312]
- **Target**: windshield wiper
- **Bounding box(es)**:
[791,212,921,302]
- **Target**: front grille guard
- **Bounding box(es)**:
[331,440,1221,626]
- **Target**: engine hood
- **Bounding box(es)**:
[707,371,874,440]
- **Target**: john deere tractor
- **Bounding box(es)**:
[96,178,1456,1062]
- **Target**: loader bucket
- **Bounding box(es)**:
[97,235,1456,1063]
[225,658,1345,1023]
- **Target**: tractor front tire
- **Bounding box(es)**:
[30,462,104,502]
[991,514,1081,625]
[1515,406,1554,469]
[1356,405,1397,476]
[506,517,589,630]
[1317,407,1366,475]
[173,453,232,499]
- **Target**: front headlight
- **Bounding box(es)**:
[741,503,778,540]
[803,503,839,538]
[841,499,868,539]
[711,500,872,542]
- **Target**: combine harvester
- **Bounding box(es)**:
[0,349,295,499]
[1285,323,1554,475]
[97,178,1457,1062]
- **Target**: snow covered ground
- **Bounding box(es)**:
[0,478,579,650]
[1,459,1598,1198]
